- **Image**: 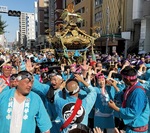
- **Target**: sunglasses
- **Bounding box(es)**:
[3,66,13,69]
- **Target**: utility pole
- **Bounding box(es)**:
[106,6,110,54]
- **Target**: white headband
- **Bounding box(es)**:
[65,86,80,95]
[56,75,62,79]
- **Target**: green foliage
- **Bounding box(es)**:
[0,15,7,35]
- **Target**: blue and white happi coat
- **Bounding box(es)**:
[0,88,52,133]
[32,78,62,133]
[54,85,97,133]
[115,82,150,133]
[94,85,116,129]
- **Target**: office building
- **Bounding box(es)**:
[19,12,35,49]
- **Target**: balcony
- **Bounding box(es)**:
[143,1,150,18]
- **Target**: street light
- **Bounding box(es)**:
[106,6,110,54]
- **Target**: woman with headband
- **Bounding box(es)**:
[93,72,119,133]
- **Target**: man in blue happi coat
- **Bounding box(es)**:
[108,66,150,133]
[0,71,52,133]
[53,74,97,133]
[32,73,64,133]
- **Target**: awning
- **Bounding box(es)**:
[95,33,125,41]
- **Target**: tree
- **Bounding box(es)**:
[0,15,7,35]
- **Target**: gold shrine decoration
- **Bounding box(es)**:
[40,48,55,54]
[67,3,74,13]
[44,2,101,64]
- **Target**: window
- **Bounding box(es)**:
[77,22,81,28]
[44,14,48,17]
[95,0,103,6]
[95,0,98,6]
[95,11,102,22]
[44,8,48,12]
[44,3,48,7]
[81,7,85,13]
[82,20,85,27]
[77,19,85,27]
[76,9,81,13]
[76,7,85,14]
[75,0,81,5]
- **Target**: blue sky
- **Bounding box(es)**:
[0,0,37,42]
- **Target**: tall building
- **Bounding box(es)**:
[93,0,150,54]
[16,30,19,42]
[0,34,6,48]
[26,13,36,49]
[54,0,66,29]
[19,12,35,49]
[49,0,55,36]
[65,0,127,54]
[37,0,49,35]
[125,0,142,53]
[36,0,65,50]
[138,0,150,53]
[37,0,49,50]
[19,13,27,46]
[124,0,150,54]
[34,1,38,50]
[48,0,65,36]
[34,1,38,39]
[93,0,126,54]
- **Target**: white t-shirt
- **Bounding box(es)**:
[10,98,25,133]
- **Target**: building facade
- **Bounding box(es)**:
[36,0,65,50]
[138,0,150,53]
[19,12,35,49]
[0,34,6,48]
[64,0,127,54]
[19,12,27,47]
[124,0,150,54]
[49,0,55,36]
[48,0,65,36]
[93,0,126,54]
[37,0,49,35]
[26,13,36,49]
[35,0,150,54]
[34,1,38,39]
[36,0,49,50]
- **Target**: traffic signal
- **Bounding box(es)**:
[8,10,21,17]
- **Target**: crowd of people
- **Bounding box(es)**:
[0,48,150,133]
